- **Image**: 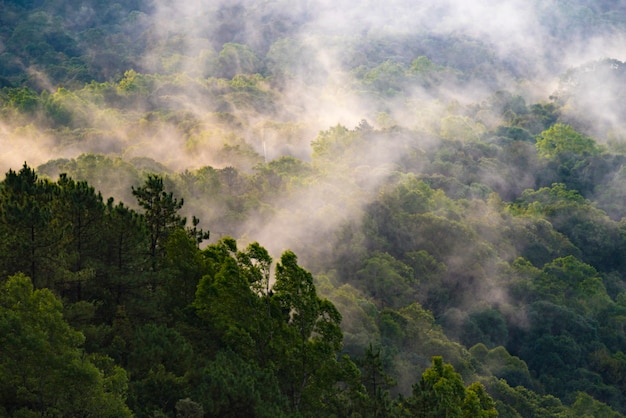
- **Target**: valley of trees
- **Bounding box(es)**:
[3,0,626,416]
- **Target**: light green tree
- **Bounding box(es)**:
[407,356,497,418]
[409,356,466,417]
[536,123,600,159]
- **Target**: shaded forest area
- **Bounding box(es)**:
[3,0,626,417]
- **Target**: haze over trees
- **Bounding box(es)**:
[3,0,626,416]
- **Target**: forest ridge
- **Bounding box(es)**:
[3,0,626,417]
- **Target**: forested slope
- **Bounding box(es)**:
[3,0,626,417]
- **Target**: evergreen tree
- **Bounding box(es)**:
[132,174,185,271]
[0,164,63,289]
[55,173,105,301]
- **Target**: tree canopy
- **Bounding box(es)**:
[4,0,626,416]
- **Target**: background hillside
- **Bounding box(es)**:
[3,0,626,416]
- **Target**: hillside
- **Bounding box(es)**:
[2,0,626,416]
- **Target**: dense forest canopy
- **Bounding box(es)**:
[3,0,626,416]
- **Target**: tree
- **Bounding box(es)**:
[0,163,63,288]
[192,241,359,415]
[162,228,208,318]
[272,250,346,414]
[571,391,623,418]
[409,356,466,417]
[361,60,408,96]
[359,344,396,417]
[216,43,262,78]
[460,309,509,349]
[534,256,600,306]
[194,349,289,418]
[536,123,600,159]
[356,252,415,309]
[132,174,186,271]
[194,241,261,359]
[470,344,534,390]
[463,382,498,418]
[55,173,106,301]
[126,324,194,417]
[236,241,273,296]
[0,274,132,417]
[406,356,497,418]
[3,86,41,113]
[98,198,148,315]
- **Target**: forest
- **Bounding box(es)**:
[3,0,626,417]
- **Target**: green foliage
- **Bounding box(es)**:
[460,309,509,348]
[195,349,289,418]
[162,228,207,316]
[189,239,360,415]
[360,60,409,96]
[358,344,396,416]
[0,274,131,417]
[311,124,363,163]
[572,391,625,418]
[126,324,194,416]
[409,356,466,417]
[470,344,534,390]
[99,199,148,307]
[512,183,622,271]
[463,382,499,418]
[356,252,415,309]
[0,164,64,288]
[4,2,626,415]
[484,377,572,417]
[194,242,261,358]
[2,87,41,113]
[440,115,486,141]
[405,356,496,417]
[132,174,186,270]
[273,250,346,413]
[217,43,262,78]
[536,123,600,159]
